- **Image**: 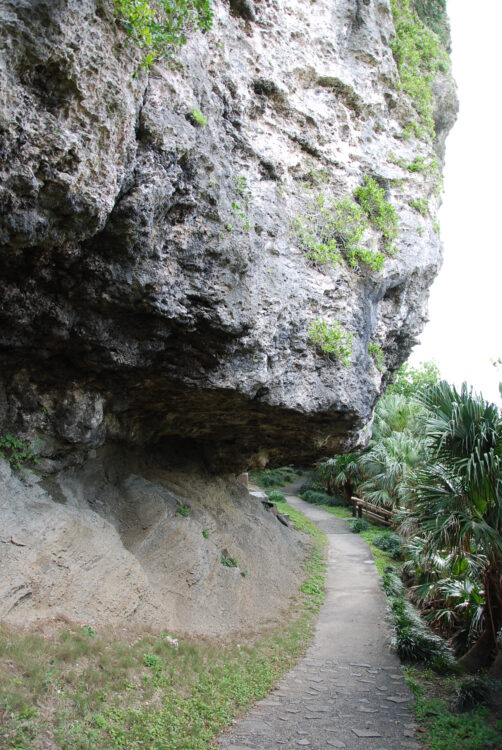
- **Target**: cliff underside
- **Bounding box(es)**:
[0,0,457,632]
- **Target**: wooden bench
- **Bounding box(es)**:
[351,496,393,527]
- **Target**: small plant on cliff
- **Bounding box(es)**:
[308,319,353,366]
[0,434,38,472]
[409,197,429,216]
[202,529,210,539]
[354,176,399,252]
[293,193,385,272]
[176,503,190,517]
[190,108,207,126]
[368,342,385,372]
[221,552,238,568]
[114,0,213,70]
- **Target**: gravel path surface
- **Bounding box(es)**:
[219,491,420,750]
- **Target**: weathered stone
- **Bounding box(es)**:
[351,728,383,738]
[0,0,456,474]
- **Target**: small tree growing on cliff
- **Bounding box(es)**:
[114,0,213,69]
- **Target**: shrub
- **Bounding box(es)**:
[373,532,403,560]
[190,108,207,126]
[221,552,238,568]
[0,433,38,472]
[308,319,353,366]
[350,518,370,533]
[114,0,213,70]
[250,466,297,488]
[292,193,385,272]
[368,342,385,372]
[300,489,345,507]
[202,529,210,539]
[390,0,450,139]
[409,197,429,216]
[143,653,161,670]
[382,569,405,597]
[176,503,190,516]
[353,176,399,250]
[389,596,454,667]
[267,489,286,503]
[454,675,498,712]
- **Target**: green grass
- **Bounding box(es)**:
[403,666,502,750]
[248,466,300,489]
[0,505,326,750]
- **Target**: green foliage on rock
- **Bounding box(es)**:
[390,0,450,140]
[0,434,38,472]
[114,0,213,69]
[353,176,399,251]
[368,342,385,372]
[190,107,207,126]
[220,552,238,568]
[409,197,429,216]
[308,319,353,365]
[412,0,450,49]
[293,177,399,273]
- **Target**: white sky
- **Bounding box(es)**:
[409,0,502,404]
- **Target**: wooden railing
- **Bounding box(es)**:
[351,496,393,528]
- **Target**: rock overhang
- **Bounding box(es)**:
[0,0,457,471]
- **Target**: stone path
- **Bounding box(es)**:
[219,492,420,750]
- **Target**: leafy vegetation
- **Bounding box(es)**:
[220,552,239,568]
[390,0,450,139]
[249,466,299,489]
[190,107,207,126]
[176,503,190,516]
[299,489,345,507]
[114,0,213,70]
[292,177,399,274]
[313,361,502,674]
[308,319,353,365]
[230,174,252,232]
[0,433,38,472]
[353,176,399,252]
[368,342,385,372]
[409,197,429,215]
[404,666,502,750]
[266,489,286,503]
[349,518,370,533]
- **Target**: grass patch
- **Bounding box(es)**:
[403,666,502,750]
[0,505,326,750]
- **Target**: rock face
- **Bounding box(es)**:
[0,0,457,471]
[0,450,305,634]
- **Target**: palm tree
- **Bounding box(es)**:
[358,431,424,508]
[402,382,502,671]
[318,454,361,502]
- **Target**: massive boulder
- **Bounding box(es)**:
[0,0,457,632]
[0,0,457,471]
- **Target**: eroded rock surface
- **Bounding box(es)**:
[0,451,304,633]
[0,0,457,470]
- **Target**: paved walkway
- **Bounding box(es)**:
[219,492,420,750]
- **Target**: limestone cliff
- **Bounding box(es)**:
[0,0,457,471]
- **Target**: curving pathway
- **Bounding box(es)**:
[219,491,420,750]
